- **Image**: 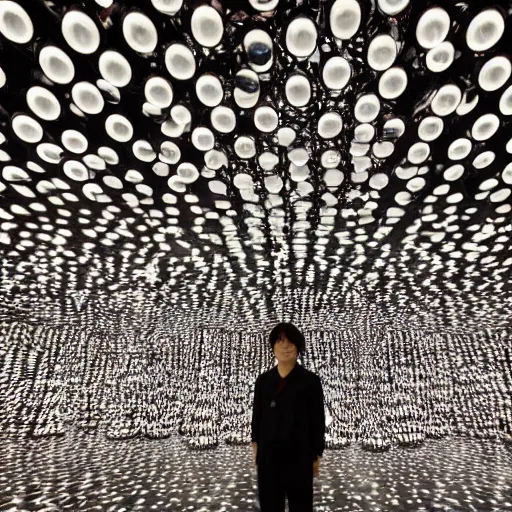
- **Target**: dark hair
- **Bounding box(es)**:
[269,323,306,356]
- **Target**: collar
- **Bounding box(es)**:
[273,362,301,380]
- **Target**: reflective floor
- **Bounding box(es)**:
[1,430,511,511]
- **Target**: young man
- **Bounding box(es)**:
[251,323,325,512]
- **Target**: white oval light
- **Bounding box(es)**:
[165,44,196,80]
[367,34,396,71]
[330,0,361,40]
[416,8,450,49]
[466,9,505,52]
[123,11,158,53]
[62,10,100,55]
[0,1,33,44]
[191,5,223,47]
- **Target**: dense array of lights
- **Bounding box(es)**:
[0,0,511,446]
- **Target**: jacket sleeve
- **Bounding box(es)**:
[312,375,325,458]
[251,374,262,442]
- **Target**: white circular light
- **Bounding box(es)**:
[499,85,512,116]
[62,10,100,55]
[64,160,89,182]
[196,74,223,107]
[249,0,279,11]
[191,5,223,47]
[288,148,309,166]
[318,112,343,139]
[0,1,33,44]
[209,180,227,195]
[286,17,317,58]
[259,152,279,171]
[321,150,341,169]
[234,69,260,108]
[290,164,309,182]
[471,113,500,141]
[191,126,215,151]
[372,141,394,158]
[479,178,498,191]
[323,169,344,187]
[354,124,375,142]
[177,163,199,184]
[426,42,455,73]
[125,169,143,183]
[151,0,183,15]
[495,204,511,214]
[39,46,75,84]
[443,164,464,181]
[167,176,186,193]
[416,7,450,49]
[243,29,273,73]
[472,151,495,169]
[84,154,105,171]
[431,84,461,116]
[165,43,196,80]
[2,165,29,182]
[123,11,158,53]
[72,82,104,114]
[98,50,132,87]
[12,115,43,143]
[205,150,227,170]
[61,130,88,154]
[160,141,181,164]
[369,173,389,190]
[354,94,380,122]
[330,0,361,40]
[490,188,511,203]
[418,116,443,141]
[234,136,256,159]
[254,106,278,133]
[133,140,156,162]
[502,163,512,185]
[265,175,283,193]
[322,56,351,90]
[145,76,173,108]
[211,106,236,133]
[377,0,409,15]
[278,127,296,147]
[233,173,254,189]
[407,177,426,192]
[83,183,110,203]
[466,9,505,52]
[408,142,430,164]
[170,105,191,126]
[446,193,463,204]
[448,138,471,160]
[478,56,511,92]
[285,74,311,107]
[367,34,396,71]
[383,118,405,138]
[103,175,123,189]
[105,114,133,142]
[26,86,61,121]
[378,67,407,99]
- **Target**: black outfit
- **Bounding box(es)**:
[251,363,325,512]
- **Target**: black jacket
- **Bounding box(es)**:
[251,363,325,461]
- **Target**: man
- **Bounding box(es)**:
[251,322,325,512]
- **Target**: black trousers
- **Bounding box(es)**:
[256,441,314,512]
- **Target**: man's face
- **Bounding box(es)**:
[273,333,298,362]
